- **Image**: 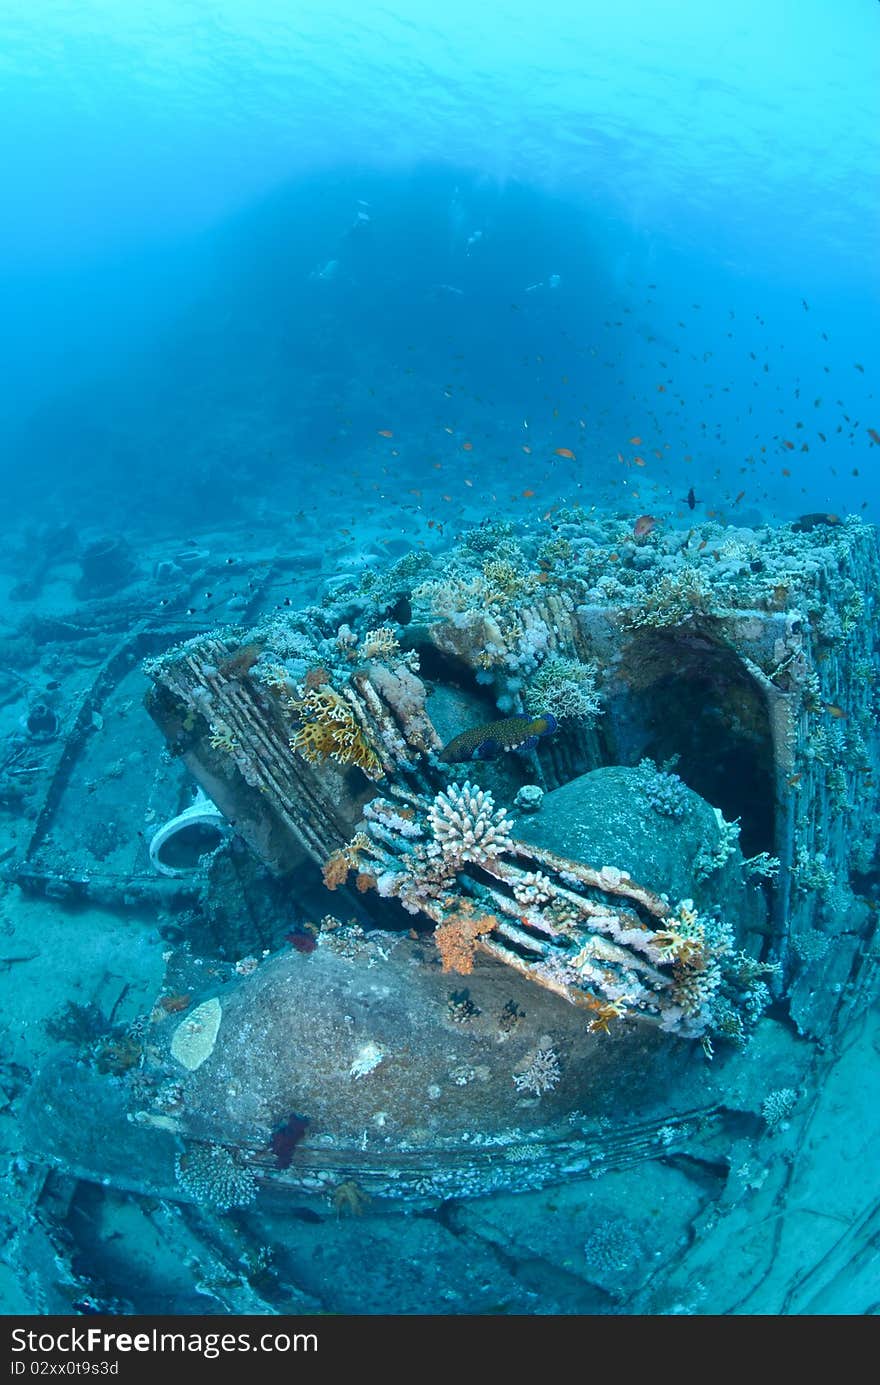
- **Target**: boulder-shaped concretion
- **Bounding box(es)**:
[514,765,762,932]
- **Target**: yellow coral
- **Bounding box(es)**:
[481,558,538,601]
[209,724,238,754]
[322,832,373,890]
[288,688,382,778]
[359,626,400,661]
[260,663,294,694]
[585,996,628,1034]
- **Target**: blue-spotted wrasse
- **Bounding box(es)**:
[439,713,558,764]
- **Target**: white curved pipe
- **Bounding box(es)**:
[149,793,228,877]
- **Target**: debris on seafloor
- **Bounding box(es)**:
[8,512,880,1314]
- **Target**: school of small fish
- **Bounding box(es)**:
[285,275,875,564]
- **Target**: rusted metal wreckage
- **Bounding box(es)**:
[12,515,880,1229]
[142,515,880,1042]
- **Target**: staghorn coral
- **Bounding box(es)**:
[288,687,382,778]
[511,870,555,906]
[426,781,513,869]
[524,655,601,721]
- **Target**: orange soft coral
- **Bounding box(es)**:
[434,910,497,975]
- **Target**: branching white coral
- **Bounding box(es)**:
[513,1046,561,1096]
[426,781,513,868]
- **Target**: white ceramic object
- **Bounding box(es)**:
[149,793,228,877]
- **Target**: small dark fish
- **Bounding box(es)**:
[790,512,841,532]
[440,714,559,764]
[683,487,698,510]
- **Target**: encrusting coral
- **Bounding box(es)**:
[175,1143,257,1211]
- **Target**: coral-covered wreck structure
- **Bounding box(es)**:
[14,510,880,1312]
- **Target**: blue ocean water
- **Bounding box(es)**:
[2,0,877,528]
[1,0,879,1320]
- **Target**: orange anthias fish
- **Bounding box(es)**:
[377,429,393,438]
[629,436,642,445]
[868,427,880,445]
[554,447,576,459]
[633,514,657,538]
